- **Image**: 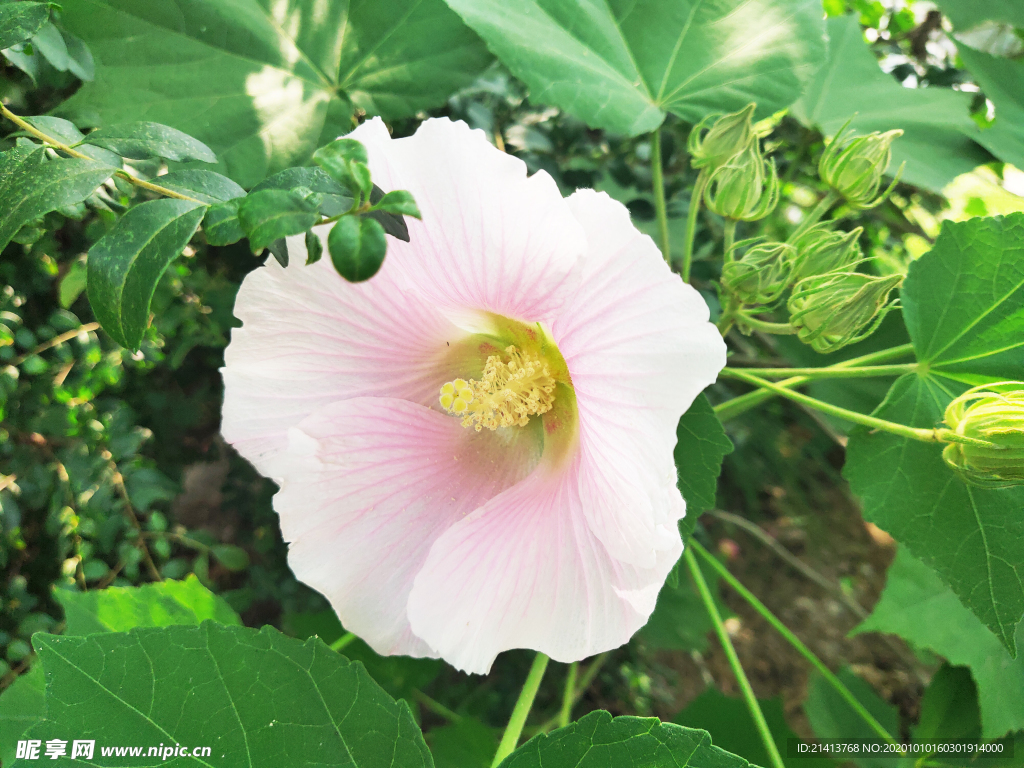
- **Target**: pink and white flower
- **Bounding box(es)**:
[221,118,726,674]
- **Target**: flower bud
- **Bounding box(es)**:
[818,123,903,209]
[688,103,757,171]
[703,143,779,222]
[787,271,901,353]
[790,224,863,281]
[721,239,795,307]
[942,382,1024,488]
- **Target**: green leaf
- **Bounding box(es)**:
[368,183,411,242]
[30,21,68,71]
[251,166,353,217]
[804,668,900,768]
[211,544,249,572]
[55,576,241,635]
[58,0,492,186]
[21,115,122,165]
[304,229,323,264]
[444,0,824,135]
[85,121,218,163]
[675,393,733,540]
[0,2,49,49]
[851,547,1024,738]
[328,215,387,282]
[913,664,981,745]
[639,551,731,652]
[957,44,1024,174]
[0,145,117,252]
[0,664,45,767]
[792,15,991,193]
[238,188,321,254]
[674,687,831,768]
[60,28,94,81]
[87,197,206,349]
[429,718,497,768]
[203,199,246,247]
[844,214,1024,655]
[373,189,421,218]
[313,137,369,194]
[499,710,755,768]
[935,0,1024,29]
[22,623,432,768]
[58,259,88,308]
[156,169,246,204]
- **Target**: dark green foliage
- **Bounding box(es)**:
[328,215,387,282]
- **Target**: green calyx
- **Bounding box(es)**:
[703,142,780,222]
[790,223,863,281]
[942,382,1024,488]
[687,103,757,172]
[787,271,902,353]
[722,239,795,308]
[819,122,903,209]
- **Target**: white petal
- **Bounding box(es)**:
[276,397,538,658]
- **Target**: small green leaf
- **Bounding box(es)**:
[373,189,421,218]
[58,259,88,308]
[251,166,353,217]
[368,183,411,242]
[87,197,206,349]
[60,28,94,81]
[203,198,245,246]
[674,393,733,540]
[304,229,323,264]
[267,237,289,267]
[0,145,117,252]
[211,544,249,572]
[0,2,49,49]
[313,138,371,195]
[30,21,68,72]
[85,121,217,163]
[24,624,433,768]
[0,664,45,766]
[913,664,980,744]
[21,115,121,165]
[156,169,246,204]
[238,188,321,254]
[499,710,755,768]
[804,668,900,768]
[328,215,387,282]
[55,576,241,635]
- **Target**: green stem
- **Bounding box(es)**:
[684,548,785,768]
[330,632,356,652]
[725,368,992,446]
[558,662,578,729]
[0,103,203,204]
[651,128,671,263]
[536,652,611,734]
[733,311,797,335]
[722,363,917,380]
[714,343,916,422]
[413,689,463,723]
[492,652,549,767]
[691,540,902,749]
[682,171,708,283]
[789,190,838,241]
[724,219,737,261]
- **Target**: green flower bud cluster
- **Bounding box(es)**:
[942,382,1024,488]
[787,271,902,353]
[688,104,778,222]
[819,122,904,209]
[790,224,864,282]
[721,239,795,307]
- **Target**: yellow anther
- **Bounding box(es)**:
[438,346,556,431]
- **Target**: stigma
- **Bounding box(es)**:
[439,346,556,431]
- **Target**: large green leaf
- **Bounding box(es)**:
[0,2,49,49]
[804,668,900,768]
[87,198,207,350]
[0,144,116,251]
[56,575,242,635]
[498,710,755,768]
[956,44,1024,172]
[675,393,733,539]
[443,0,826,136]
[844,215,1024,656]
[852,548,1024,739]
[58,0,492,186]
[936,0,1024,29]
[792,15,990,192]
[17,623,432,768]
[0,665,45,767]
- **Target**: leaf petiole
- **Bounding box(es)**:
[492,652,549,767]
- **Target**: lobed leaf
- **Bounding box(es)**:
[87,198,207,350]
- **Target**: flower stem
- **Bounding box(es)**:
[789,190,838,241]
[733,310,797,335]
[723,219,737,261]
[330,632,356,652]
[535,652,610,734]
[0,103,202,204]
[651,128,671,264]
[492,652,549,767]
[684,548,785,768]
[558,662,578,728]
[413,689,463,723]
[714,343,916,422]
[682,171,708,283]
[690,540,902,750]
[722,363,917,380]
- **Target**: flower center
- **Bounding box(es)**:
[439,345,556,432]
